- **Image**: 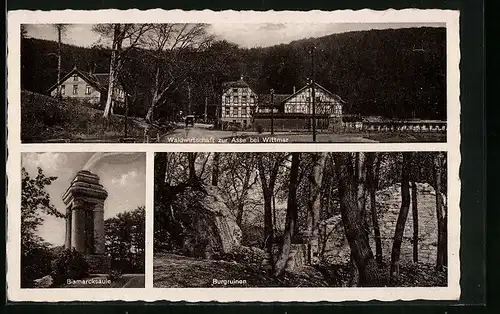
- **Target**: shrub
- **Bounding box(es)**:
[51,249,89,285]
[107,268,123,282]
[21,244,54,288]
[255,124,264,134]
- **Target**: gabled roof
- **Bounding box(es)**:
[280,82,346,105]
[46,67,113,94]
[258,94,290,108]
[222,77,256,94]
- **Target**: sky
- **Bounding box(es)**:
[21,152,146,247]
[24,22,444,49]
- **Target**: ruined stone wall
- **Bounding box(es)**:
[322,183,443,265]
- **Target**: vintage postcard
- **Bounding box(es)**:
[6,9,460,302]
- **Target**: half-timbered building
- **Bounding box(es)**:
[47,67,126,110]
[220,76,258,128]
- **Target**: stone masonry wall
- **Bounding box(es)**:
[322,183,444,265]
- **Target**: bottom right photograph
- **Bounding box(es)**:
[153,152,448,288]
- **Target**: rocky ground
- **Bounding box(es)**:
[153,252,447,288]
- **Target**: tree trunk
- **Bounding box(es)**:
[104,24,122,119]
[236,202,244,227]
[334,153,381,287]
[211,152,220,186]
[257,155,281,268]
[56,26,62,99]
[411,180,419,263]
[274,152,300,277]
[390,152,412,279]
[272,194,277,234]
[366,153,383,266]
[187,153,198,183]
[263,189,274,255]
[435,153,447,270]
[306,152,327,264]
[356,153,368,229]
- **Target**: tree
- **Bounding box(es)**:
[390,152,412,279]
[211,152,220,186]
[306,152,327,264]
[21,167,62,287]
[257,153,287,265]
[54,24,66,99]
[142,24,213,142]
[434,152,447,270]
[274,152,300,277]
[92,23,151,118]
[411,155,419,263]
[334,153,381,286]
[105,206,145,273]
[366,152,383,266]
[218,153,258,227]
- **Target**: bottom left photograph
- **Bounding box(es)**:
[20,152,146,289]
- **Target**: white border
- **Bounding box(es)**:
[7,9,460,302]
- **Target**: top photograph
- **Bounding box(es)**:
[20,22,448,143]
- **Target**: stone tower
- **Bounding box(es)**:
[62,170,110,274]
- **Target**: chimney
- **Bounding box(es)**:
[293,86,296,93]
[240,75,244,81]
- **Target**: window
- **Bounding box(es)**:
[306,96,311,102]
[73,74,78,81]
[234,96,239,102]
[225,96,230,103]
[241,107,247,116]
[73,85,78,95]
[85,85,91,95]
[60,85,65,95]
[241,95,247,103]
[250,95,255,103]
[226,108,230,116]
[232,88,238,93]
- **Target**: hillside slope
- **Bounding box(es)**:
[20,90,146,142]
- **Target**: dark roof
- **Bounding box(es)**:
[221,77,256,95]
[47,67,114,93]
[258,94,290,108]
[280,82,346,105]
[91,73,111,88]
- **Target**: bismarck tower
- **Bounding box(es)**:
[62,170,110,274]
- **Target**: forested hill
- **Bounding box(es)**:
[21,27,446,120]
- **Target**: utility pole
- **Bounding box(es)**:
[204,95,208,123]
[310,46,316,142]
[270,88,274,135]
[124,94,128,138]
[187,80,191,116]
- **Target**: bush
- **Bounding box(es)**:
[51,249,89,285]
[21,244,54,288]
[255,124,264,134]
[107,268,123,282]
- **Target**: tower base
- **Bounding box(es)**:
[85,254,111,274]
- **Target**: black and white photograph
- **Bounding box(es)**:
[153,152,448,288]
[20,152,146,288]
[21,22,447,143]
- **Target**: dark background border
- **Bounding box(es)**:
[5,0,486,312]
